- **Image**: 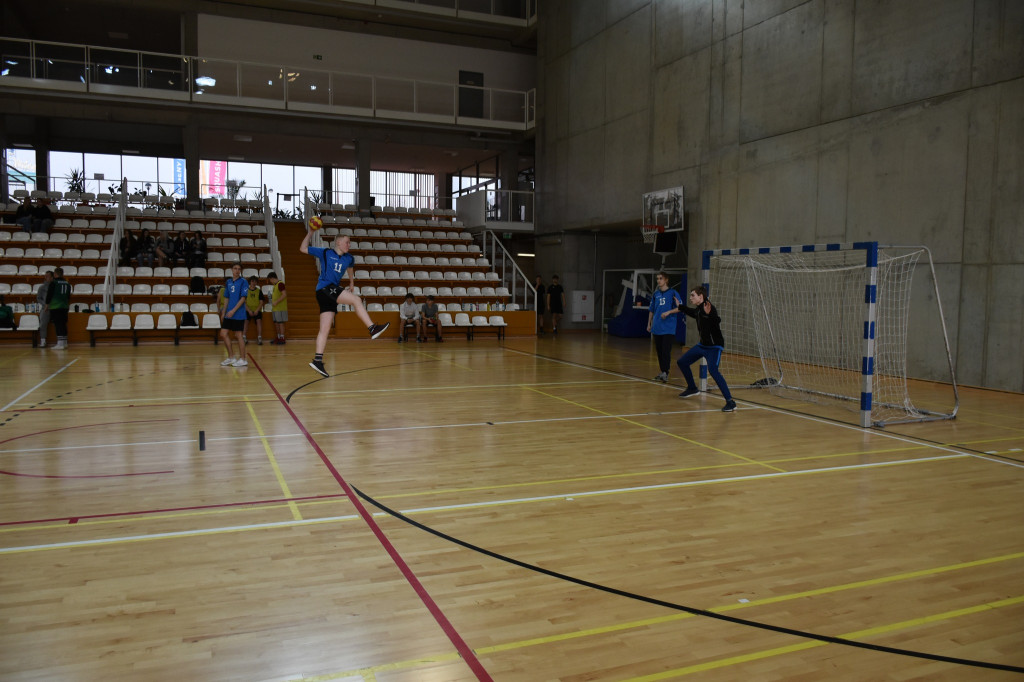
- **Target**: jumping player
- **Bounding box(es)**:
[672,285,737,412]
[300,229,389,377]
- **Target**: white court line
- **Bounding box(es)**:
[506,348,1024,470]
[1,358,79,412]
[0,453,966,554]
[0,513,361,555]
[0,408,722,455]
[35,378,634,407]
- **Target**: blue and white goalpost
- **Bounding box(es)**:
[701,242,958,428]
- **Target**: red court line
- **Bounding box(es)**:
[250,355,492,681]
[0,492,347,527]
[5,398,279,413]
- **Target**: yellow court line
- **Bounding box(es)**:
[623,593,1024,680]
[0,350,31,369]
[403,346,475,371]
[245,396,302,520]
[522,386,786,472]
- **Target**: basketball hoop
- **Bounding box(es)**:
[640,224,664,244]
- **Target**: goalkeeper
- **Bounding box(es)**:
[669,286,737,413]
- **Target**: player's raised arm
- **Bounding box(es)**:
[299,226,313,254]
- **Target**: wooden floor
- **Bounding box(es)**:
[1,334,1022,681]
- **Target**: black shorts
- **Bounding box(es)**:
[316,285,343,314]
[221,317,245,332]
[423,317,439,327]
[550,303,563,314]
[246,310,262,321]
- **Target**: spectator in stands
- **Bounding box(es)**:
[399,292,421,342]
[421,294,443,342]
[299,230,389,378]
[534,274,546,334]
[547,274,566,335]
[243,275,265,345]
[173,231,189,262]
[17,198,54,233]
[267,271,287,344]
[119,230,138,267]
[188,231,207,268]
[155,232,179,267]
[0,295,14,329]
[36,271,54,347]
[136,228,156,268]
[218,262,248,368]
[13,197,33,230]
[45,267,71,350]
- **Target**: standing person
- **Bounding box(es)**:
[546,274,566,335]
[218,262,249,367]
[534,274,546,335]
[673,285,737,413]
[647,272,683,382]
[243,275,265,345]
[267,271,288,344]
[398,292,421,342]
[421,294,443,342]
[45,267,71,350]
[300,230,389,378]
[36,271,54,348]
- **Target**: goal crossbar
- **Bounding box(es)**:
[701,242,958,428]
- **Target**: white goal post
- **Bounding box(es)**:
[702,242,958,428]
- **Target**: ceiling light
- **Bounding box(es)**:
[195,76,216,87]
[233,134,253,143]
[516,252,535,257]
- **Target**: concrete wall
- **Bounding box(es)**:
[535,0,1024,391]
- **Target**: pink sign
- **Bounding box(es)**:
[208,160,227,195]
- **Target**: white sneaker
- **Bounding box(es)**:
[38,340,47,348]
[232,358,248,367]
[220,357,236,366]
[53,343,67,350]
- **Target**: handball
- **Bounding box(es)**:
[308,215,323,231]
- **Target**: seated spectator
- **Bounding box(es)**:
[119,230,138,266]
[16,199,54,233]
[420,294,443,342]
[188,231,207,268]
[135,228,156,268]
[155,232,179,267]
[173,231,189,261]
[399,292,422,342]
[0,295,15,329]
[13,197,33,229]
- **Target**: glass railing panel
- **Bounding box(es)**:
[192,58,239,97]
[141,53,189,92]
[288,69,331,106]
[491,88,527,124]
[239,63,285,102]
[416,82,455,116]
[331,73,374,109]
[376,77,415,113]
[32,42,88,83]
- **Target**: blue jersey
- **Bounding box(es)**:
[223,276,249,321]
[309,246,354,291]
[649,287,683,336]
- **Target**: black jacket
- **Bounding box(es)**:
[680,301,725,347]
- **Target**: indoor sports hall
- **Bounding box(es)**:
[2,1,1023,681]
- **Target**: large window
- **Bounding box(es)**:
[329,168,435,209]
[47,150,185,197]
[5,148,37,193]
[201,160,322,217]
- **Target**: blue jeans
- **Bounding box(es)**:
[677,344,733,401]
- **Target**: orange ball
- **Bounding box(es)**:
[308,215,323,231]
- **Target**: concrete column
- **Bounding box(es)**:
[184,121,199,201]
[355,140,371,209]
[321,165,332,205]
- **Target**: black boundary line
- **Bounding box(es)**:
[285,359,442,403]
[506,347,1024,466]
[353,486,1024,674]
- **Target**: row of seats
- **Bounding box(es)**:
[0,268,272,296]
[352,270,500,282]
[353,255,487,267]
[1,232,112,244]
[87,312,222,346]
[328,242,480,255]
[2,201,266,220]
[0,251,272,268]
[434,313,507,340]
[362,285,509,297]
[46,220,268,234]
[0,264,262,279]
[324,228,470,239]
[316,215,463,227]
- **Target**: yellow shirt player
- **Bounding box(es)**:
[244,275,265,344]
[268,271,288,344]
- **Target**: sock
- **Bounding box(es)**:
[367,324,374,332]
[314,353,323,363]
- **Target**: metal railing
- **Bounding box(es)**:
[0,38,536,131]
[480,229,534,311]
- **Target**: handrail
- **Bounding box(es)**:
[264,186,283,281]
[101,179,127,312]
[0,37,536,131]
[481,229,534,312]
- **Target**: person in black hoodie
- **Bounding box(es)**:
[671,285,737,412]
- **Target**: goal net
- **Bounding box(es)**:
[704,243,958,427]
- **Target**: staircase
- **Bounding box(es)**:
[274,220,322,338]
